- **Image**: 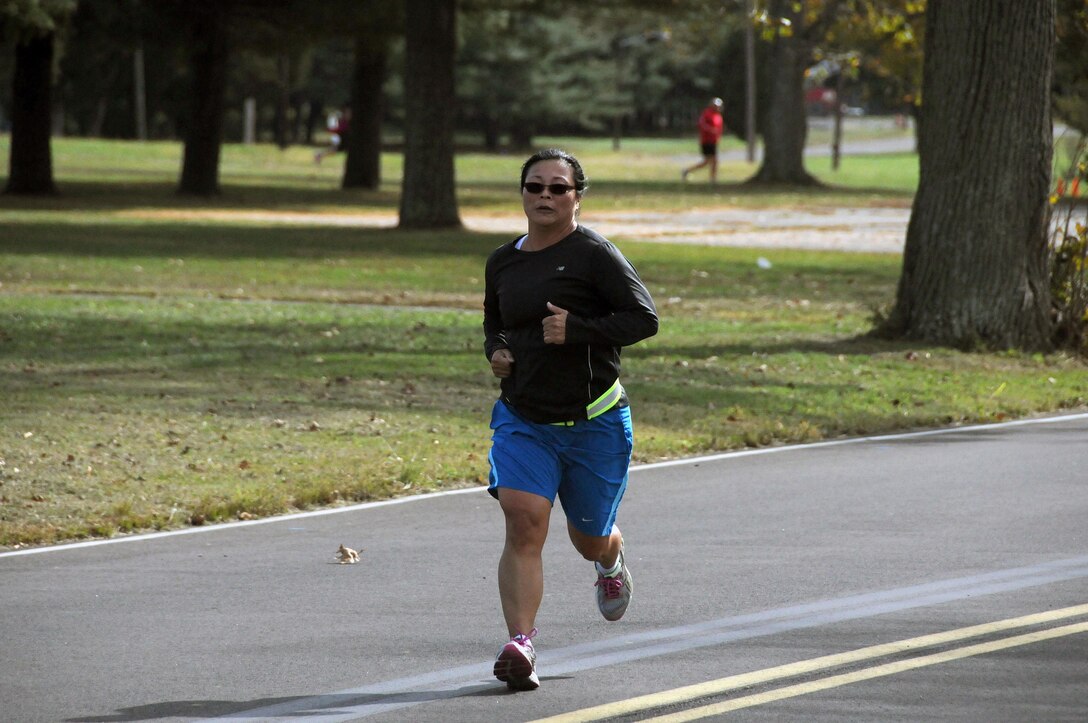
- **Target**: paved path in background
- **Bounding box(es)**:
[472,206,912,254]
[127,205,913,255]
[123,125,1085,255]
[120,124,923,254]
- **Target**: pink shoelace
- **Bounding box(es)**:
[512,628,538,645]
[595,574,625,599]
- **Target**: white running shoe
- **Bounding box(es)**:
[595,542,633,621]
[493,629,539,691]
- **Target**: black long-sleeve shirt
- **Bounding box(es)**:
[483,225,658,424]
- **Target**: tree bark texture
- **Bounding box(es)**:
[750,0,816,185]
[398,0,461,229]
[889,0,1055,350]
[343,35,387,190]
[178,8,229,196]
[6,33,57,195]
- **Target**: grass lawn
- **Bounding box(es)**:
[1,133,1084,548]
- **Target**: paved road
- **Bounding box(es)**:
[2,413,1087,722]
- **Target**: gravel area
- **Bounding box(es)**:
[122,206,913,254]
[469,206,912,254]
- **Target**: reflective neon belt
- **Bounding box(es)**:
[550,379,623,426]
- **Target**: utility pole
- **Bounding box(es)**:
[832,67,845,170]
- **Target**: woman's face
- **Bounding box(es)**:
[522,159,579,230]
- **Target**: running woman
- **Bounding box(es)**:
[483,148,659,691]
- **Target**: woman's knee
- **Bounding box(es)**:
[499,489,551,550]
[574,541,606,562]
[568,523,613,561]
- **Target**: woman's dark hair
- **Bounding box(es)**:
[520,148,589,197]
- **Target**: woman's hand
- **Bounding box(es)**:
[490,348,515,378]
[543,302,568,345]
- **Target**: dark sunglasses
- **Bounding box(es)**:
[522,182,576,195]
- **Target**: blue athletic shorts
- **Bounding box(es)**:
[487,399,633,537]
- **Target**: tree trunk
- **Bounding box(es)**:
[482,115,500,152]
[178,8,229,196]
[398,0,461,229]
[343,35,387,190]
[306,99,323,145]
[90,97,108,137]
[509,126,533,150]
[291,95,305,144]
[134,45,148,141]
[831,70,844,170]
[884,0,1055,351]
[5,32,57,195]
[749,0,817,185]
[274,54,291,150]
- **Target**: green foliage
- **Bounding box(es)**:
[825,1,925,112]
[1050,219,1087,354]
[57,0,153,137]
[3,0,933,154]
[1049,144,1088,354]
[751,0,925,114]
[0,0,76,36]
[1055,0,1088,134]
[457,5,704,145]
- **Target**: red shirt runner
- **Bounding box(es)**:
[697,107,724,145]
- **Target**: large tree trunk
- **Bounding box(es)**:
[178,8,229,196]
[5,33,57,195]
[398,0,461,229]
[343,35,387,190]
[749,0,817,186]
[883,0,1055,351]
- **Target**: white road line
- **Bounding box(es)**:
[208,555,1088,722]
[535,604,1088,722]
[634,411,1088,471]
[639,622,1088,721]
[3,411,1086,559]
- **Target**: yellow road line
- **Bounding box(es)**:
[644,621,1088,722]
[531,604,1088,723]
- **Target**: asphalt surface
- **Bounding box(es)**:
[3,413,1087,722]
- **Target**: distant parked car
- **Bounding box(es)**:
[805,87,837,116]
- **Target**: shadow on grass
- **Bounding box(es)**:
[0,301,907,429]
[632,333,912,360]
[0,220,509,260]
[0,180,404,212]
[0,176,910,213]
